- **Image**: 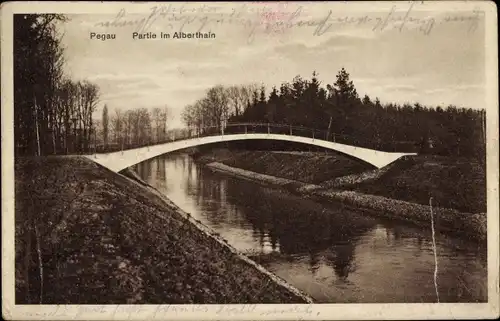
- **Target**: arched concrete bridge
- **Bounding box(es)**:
[86,131,417,172]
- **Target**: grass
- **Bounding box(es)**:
[198,150,486,214]
[347,155,486,214]
[14,156,310,304]
[204,155,486,242]
[197,149,374,184]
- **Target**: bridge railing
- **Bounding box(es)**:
[91,122,419,155]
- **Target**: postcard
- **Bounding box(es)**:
[1,1,499,320]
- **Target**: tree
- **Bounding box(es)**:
[111,109,123,146]
[14,14,68,155]
[55,79,78,153]
[251,89,259,108]
[259,85,266,104]
[161,107,169,140]
[291,75,305,100]
[362,95,372,106]
[325,68,360,138]
[181,105,196,136]
[334,67,358,102]
[267,86,279,123]
[138,108,152,145]
[178,68,485,159]
[227,86,243,117]
[301,71,323,127]
[201,86,229,131]
[77,81,100,152]
[14,14,104,156]
[102,105,109,148]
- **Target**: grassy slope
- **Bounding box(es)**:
[196,149,374,184]
[347,155,486,213]
[14,156,308,304]
[197,149,486,214]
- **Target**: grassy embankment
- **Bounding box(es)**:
[14,156,312,304]
[193,149,487,242]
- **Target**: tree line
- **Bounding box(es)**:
[181,69,486,158]
[14,14,103,156]
[15,14,485,159]
[13,15,178,156]
[98,105,171,152]
[181,84,260,135]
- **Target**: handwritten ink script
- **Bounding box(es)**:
[93,3,484,43]
[14,304,318,319]
[153,304,316,318]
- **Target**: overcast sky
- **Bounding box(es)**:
[57,2,486,128]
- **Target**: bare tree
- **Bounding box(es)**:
[14,14,68,156]
[204,85,229,131]
[161,107,169,141]
[102,105,109,148]
[152,108,162,143]
[111,109,123,145]
[79,81,100,152]
[181,105,195,136]
[227,86,243,117]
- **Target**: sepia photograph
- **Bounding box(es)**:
[2,1,499,320]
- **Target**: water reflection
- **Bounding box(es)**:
[132,153,487,303]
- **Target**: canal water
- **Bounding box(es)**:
[132,153,487,303]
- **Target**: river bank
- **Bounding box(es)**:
[194,149,487,243]
[14,156,313,304]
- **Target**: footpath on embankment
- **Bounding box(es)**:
[193,148,487,243]
[15,156,313,304]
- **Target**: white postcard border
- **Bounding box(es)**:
[1,1,498,320]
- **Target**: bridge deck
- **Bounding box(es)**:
[85,133,417,172]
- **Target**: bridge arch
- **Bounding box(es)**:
[87,133,416,172]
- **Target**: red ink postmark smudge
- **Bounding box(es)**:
[256,2,291,21]
[255,2,293,35]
